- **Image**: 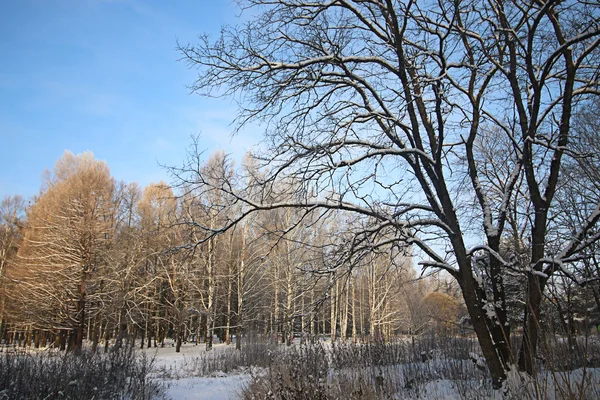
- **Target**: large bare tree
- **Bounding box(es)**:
[14,151,115,351]
[178,0,600,386]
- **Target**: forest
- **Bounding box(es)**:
[0,150,468,354]
[0,0,600,398]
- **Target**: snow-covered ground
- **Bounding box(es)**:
[142,340,600,399]
[162,375,248,400]
[141,341,251,400]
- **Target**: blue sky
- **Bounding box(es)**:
[0,0,261,200]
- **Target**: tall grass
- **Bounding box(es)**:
[0,347,164,399]
[238,334,600,400]
[239,336,489,399]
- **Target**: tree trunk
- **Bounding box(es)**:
[352,277,357,340]
[459,269,507,388]
[273,260,279,342]
[225,231,234,345]
[518,211,550,375]
[59,330,66,351]
[330,275,337,341]
[236,238,245,351]
[310,288,316,344]
[91,317,99,353]
[341,280,349,341]
[285,255,293,346]
[518,274,545,374]
[205,233,216,351]
[176,329,182,353]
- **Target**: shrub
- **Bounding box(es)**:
[239,335,600,399]
[0,347,164,399]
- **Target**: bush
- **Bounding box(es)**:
[239,335,600,399]
[0,347,164,399]
[240,338,489,399]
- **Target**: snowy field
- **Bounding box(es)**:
[141,339,600,400]
[162,375,249,400]
[141,342,251,400]
[3,339,596,399]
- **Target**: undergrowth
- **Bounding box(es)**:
[0,346,164,399]
[237,335,600,400]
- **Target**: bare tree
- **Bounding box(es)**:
[176,150,239,350]
[0,196,25,280]
[14,151,115,351]
[0,195,25,336]
[178,0,600,386]
[550,98,600,337]
[136,182,184,350]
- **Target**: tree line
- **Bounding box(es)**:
[0,150,470,354]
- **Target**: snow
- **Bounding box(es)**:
[482,301,498,321]
[163,375,248,400]
[421,379,467,399]
[141,340,600,400]
[469,352,487,371]
[141,341,251,400]
[532,270,549,278]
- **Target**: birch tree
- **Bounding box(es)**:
[0,195,25,335]
[175,150,239,349]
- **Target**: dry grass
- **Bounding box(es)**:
[0,346,164,399]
